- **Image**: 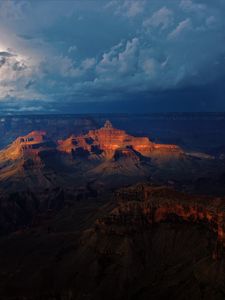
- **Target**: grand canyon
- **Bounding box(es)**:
[1,1,225,298]
[0,114,225,300]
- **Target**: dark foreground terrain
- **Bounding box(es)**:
[0,114,225,300]
[1,185,225,300]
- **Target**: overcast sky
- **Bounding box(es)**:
[0,0,225,113]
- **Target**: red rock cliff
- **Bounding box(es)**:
[96,184,225,259]
[0,131,55,161]
[58,120,182,159]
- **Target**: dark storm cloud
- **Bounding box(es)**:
[0,51,14,57]
[0,0,225,112]
[0,51,15,68]
[0,57,6,68]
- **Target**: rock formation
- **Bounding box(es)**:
[0,121,183,163]
[58,120,182,159]
[0,131,58,183]
[0,131,56,161]
[96,183,225,259]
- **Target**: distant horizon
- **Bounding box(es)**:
[1,112,225,117]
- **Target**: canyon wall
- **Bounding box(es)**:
[96,184,225,258]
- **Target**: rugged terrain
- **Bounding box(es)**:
[0,184,225,300]
[1,113,225,154]
[0,121,225,235]
[0,117,225,299]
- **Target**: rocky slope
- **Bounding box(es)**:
[0,130,55,163]
[0,184,225,300]
[96,184,225,258]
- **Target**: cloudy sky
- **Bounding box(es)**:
[0,0,225,113]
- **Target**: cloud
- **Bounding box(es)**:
[68,45,77,53]
[0,51,15,57]
[0,47,44,101]
[143,7,174,30]
[206,16,217,28]
[81,58,96,70]
[123,0,145,17]
[180,0,206,13]
[0,0,225,112]
[7,105,45,112]
[0,0,29,21]
[0,57,6,68]
[168,18,192,39]
[96,38,140,77]
[106,0,145,18]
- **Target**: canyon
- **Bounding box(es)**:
[1,113,225,155]
[0,117,225,299]
[0,120,225,236]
